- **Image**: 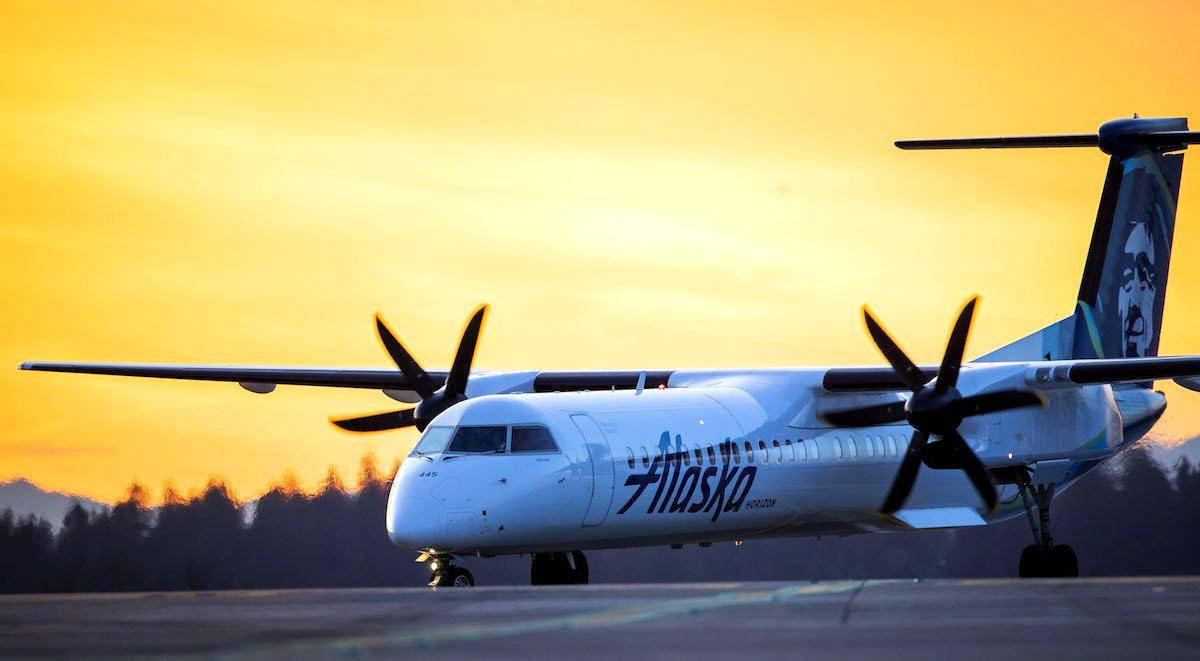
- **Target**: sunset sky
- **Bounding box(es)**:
[3,1,1199,503]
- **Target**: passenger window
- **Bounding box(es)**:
[771,440,781,463]
[640,446,649,468]
[626,447,635,469]
[798,440,807,461]
[447,426,507,453]
[849,436,859,459]
[811,440,820,461]
[886,435,896,456]
[744,441,755,463]
[785,439,795,461]
[865,436,875,458]
[511,426,557,452]
[694,445,703,465]
[681,447,690,466]
[834,436,844,460]
[707,445,717,464]
[732,442,742,464]
[759,440,769,463]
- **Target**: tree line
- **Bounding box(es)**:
[2,446,1198,592]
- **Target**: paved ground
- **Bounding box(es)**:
[1,577,1198,659]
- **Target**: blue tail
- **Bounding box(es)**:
[1071,118,1185,360]
[958,117,1190,363]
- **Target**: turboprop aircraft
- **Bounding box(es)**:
[20,116,1200,586]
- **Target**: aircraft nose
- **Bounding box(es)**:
[386,496,446,549]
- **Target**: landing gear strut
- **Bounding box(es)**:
[530,551,589,585]
[427,554,475,587]
[1016,474,1078,578]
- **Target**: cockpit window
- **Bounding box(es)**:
[447,426,507,453]
[511,426,558,452]
[412,426,453,455]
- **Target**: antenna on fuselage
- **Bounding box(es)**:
[635,371,647,395]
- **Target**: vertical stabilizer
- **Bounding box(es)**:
[1072,118,1186,359]
[900,117,1193,364]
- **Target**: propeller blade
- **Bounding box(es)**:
[935,297,978,392]
[331,408,417,432]
[820,401,908,427]
[375,315,434,399]
[444,304,488,398]
[943,430,998,511]
[954,389,1046,418]
[881,430,928,513]
[863,307,928,392]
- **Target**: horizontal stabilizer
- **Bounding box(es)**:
[896,134,1100,150]
[897,118,1200,155]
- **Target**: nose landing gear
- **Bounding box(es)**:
[530,551,589,585]
[425,554,475,587]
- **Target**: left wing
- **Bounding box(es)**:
[821,355,1200,392]
[1023,355,1200,388]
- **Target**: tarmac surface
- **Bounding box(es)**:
[1,576,1198,659]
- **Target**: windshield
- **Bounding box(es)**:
[447,426,507,453]
[412,426,453,455]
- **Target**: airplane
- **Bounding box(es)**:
[20,116,1200,587]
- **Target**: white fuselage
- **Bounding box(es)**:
[386,366,1165,556]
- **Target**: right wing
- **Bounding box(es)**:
[18,361,673,394]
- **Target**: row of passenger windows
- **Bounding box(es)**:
[411,425,559,455]
[623,434,906,469]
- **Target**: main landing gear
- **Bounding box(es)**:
[530,551,589,585]
[426,554,475,587]
[1016,475,1078,578]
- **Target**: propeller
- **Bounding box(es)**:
[331,304,488,433]
[821,297,1044,514]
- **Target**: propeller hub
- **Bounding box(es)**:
[905,386,964,435]
[413,390,468,432]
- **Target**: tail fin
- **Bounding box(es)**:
[1073,118,1186,359]
[900,117,1195,362]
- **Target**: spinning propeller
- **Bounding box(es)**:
[821,297,1044,514]
[331,305,488,433]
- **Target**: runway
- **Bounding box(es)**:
[2,577,1198,659]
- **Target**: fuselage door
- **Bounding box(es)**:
[572,414,615,527]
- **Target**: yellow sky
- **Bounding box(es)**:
[3,0,1199,503]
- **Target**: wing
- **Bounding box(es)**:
[823,355,1200,393]
[18,361,673,394]
[1024,355,1200,389]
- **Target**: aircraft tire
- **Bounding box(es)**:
[569,551,589,584]
[429,566,475,587]
[1049,545,1078,577]
[1019,545,1044,578]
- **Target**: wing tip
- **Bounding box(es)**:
[18,361,34,371]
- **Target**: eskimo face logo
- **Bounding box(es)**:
[617,438,756,523]
[1118,219,1156,357]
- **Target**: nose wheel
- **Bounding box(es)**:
[530,551,589,585]
[426,554,475,587]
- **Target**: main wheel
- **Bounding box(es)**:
[1048,545,1078,578]
[531,552,585,585]
[1019,544,1044,578]
[569,551,589,585]
[530,552,552,585]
